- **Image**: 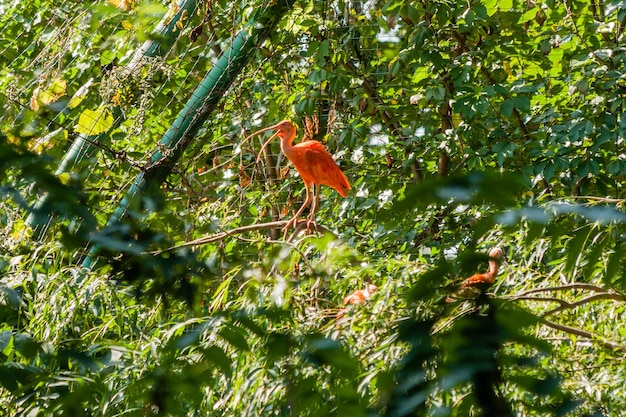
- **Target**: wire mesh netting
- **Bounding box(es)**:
[2,2,626,414]
[2,0,624,256]
[1,0,408,250]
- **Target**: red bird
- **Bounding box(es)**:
[247,120,350,231]
[461,247,505,287]
[342,284,378,305]
[446,247,505,303]
[337,284,378,321]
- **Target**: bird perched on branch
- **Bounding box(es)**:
[446,247,505,302]
[461,247,505,287]
[246,120,350,232]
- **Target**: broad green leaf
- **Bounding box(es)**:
[0,363,42,393]
[0,331,12,355]
[501,98,514,117]
[605,246,624,287]
[219,325,250,351]
[512,95,530,112]
[76,107,114,135]
[14,333,41,360]
[204,345,232,377]
[519,7,539,23]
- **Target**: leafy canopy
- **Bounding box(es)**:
[1,0,626,415]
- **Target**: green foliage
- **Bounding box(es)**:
[1,0,626,415]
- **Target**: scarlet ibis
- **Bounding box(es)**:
[445,247,505,303]
[246,120,350,232]
[461,247,504,287]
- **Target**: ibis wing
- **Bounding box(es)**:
[301,142,350,197]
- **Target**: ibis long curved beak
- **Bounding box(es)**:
[244,123,282,163]
[256,131,281,163]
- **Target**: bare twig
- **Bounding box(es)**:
[515,283,609,296]
[543,293,626,317]
[567,196,626,204]
[562,0,612,60]
[266,237,315,272]
[508,295,570,306]
[152,220,334,254]
[507,282,626,351]
[509,283,626,315]
[540,318,624,352]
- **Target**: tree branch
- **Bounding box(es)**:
[515,283,609,296]
[509,283,626,315]
[567,195,626,204]
[508,283,626,351]
[540,318,624,352]
[340,59,423,181]
[507,295,570,306]
[152,220,334,253]
[542,293,626,317]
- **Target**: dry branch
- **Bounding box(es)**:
[508,282,626,352]
[515,283,609,296]
[541,318,624,352]
[153,220,334,254]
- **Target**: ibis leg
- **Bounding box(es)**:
[283,185,312,232]
[306,184,319,231]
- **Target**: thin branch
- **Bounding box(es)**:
[512,292,626,316]
[152,220,334,254]
[340,58,422,180]
[563,0,612,61]
[507,295,570,306]
[516,283,609,296]
[540,318,624,352]
[266,237,315,272]
[567,195,626,204]
[543,293,626,317]
[507,282,626,351]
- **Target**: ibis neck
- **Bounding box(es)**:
[279,133,295,154]
[487,259,499,279]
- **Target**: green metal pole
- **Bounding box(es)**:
[26,0,200,237]
[81,0,293,269]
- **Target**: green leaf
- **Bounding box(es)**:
[519,7,539,23]
[501,98,514,117]
[204,345,232,377]
[512,95,530,112]
[14,333,41,360]
[499,0,513,11]
[0,362,42,393]
[306,337,359,377]
[605,246,624,287]
[315,39,330,67]
[0,285,25,309]
[483,0,498,15]
[0,331,12,355]
[76,107,114,135]
[543,162,555,182]
[565,226,592,274]
[219,325,250,351]
[294,97,315,115]
[100,49,117,66]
